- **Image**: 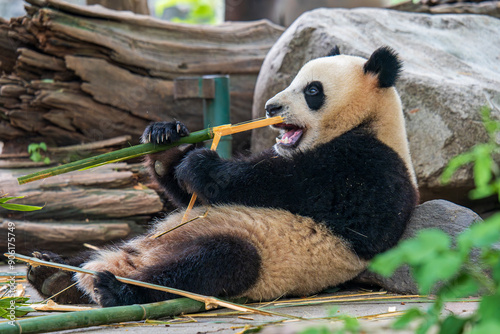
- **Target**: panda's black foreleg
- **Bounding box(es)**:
[142,120,195,207]
[93,235,262,307]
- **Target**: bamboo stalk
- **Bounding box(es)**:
[17,128,213,185]
[0,297,206,334]
[17,116,283,185]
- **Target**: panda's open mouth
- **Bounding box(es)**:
[273,123,305,147]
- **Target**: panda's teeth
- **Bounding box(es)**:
[276,137,280,144]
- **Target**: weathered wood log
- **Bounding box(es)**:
[0,218,138,255]
[0,135,131,165]
[0,18,27,74]
[0,160,48,168]
[0,163,163,221]
[0,0,284,152]
[64,56,200,124]
[87,0,150,15]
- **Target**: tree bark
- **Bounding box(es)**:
[87,0,150,15]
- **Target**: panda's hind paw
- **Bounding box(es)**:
[93,271,127,307]
[32,250,67,264]
[141,121,189,145]
[27,251,88,304]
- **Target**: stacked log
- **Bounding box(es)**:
[0,0,283,255]
[0,0,284,151]
[0,161,162,255]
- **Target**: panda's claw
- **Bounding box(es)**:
[142,121,189,145]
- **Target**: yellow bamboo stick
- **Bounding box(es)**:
[180,131,223,223]
[152,116,283,239]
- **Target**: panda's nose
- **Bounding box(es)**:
[265,104,283,117]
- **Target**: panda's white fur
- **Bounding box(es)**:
[28,46,418,307]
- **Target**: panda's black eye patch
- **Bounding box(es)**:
[303,81,325,111]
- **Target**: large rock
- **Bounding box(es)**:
[355,199,483,294]
[251,8,500,205]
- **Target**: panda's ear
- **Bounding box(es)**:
[363,46,402,88]
[326,45,340,57]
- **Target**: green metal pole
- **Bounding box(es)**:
[203,75,232,158]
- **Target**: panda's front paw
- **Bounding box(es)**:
[175,148,220,192]
[141,121,189,145]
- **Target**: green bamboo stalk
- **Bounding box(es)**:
[17,128,213,185]
[0,298,206,334]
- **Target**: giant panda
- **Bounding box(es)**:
[27,46,418,306]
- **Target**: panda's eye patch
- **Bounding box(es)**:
[303,81,325,111]
[305,83,321,95]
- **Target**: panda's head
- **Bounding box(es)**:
[265,46,405,159]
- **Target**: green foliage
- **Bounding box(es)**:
[28,142,51,164]
[298,309,360,334]
[0,297,30,320]
[371,229,464,294]
[0,195,44,211]
[154,0,219,24]
[370,105,500,333]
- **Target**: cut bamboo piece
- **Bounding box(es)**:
[0,297,206,334]
[30,300,95,312]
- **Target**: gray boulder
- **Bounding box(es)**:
[251,8,500,204]
[354,199,482,294]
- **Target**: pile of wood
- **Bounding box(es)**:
[0,0,283,151]
[0,161,163,255]
[0,132,166,255]
[0,0,283,255]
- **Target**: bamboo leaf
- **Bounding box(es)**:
[0,196,25,204]
[0,203,44,211]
